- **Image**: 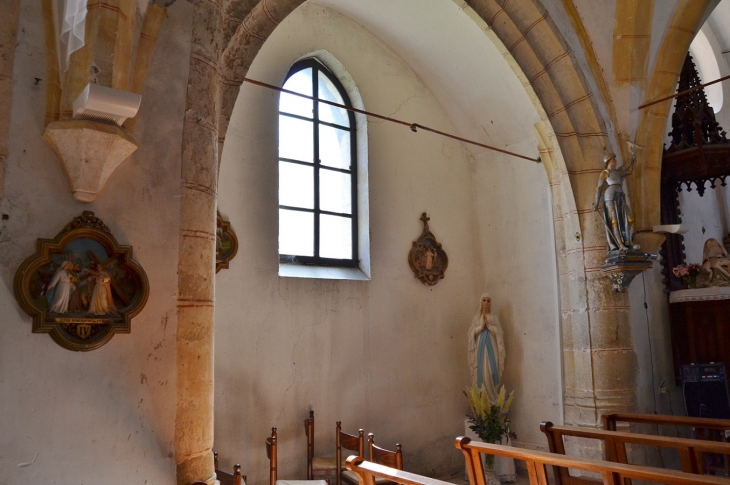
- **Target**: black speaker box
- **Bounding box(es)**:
[681,363,730,419]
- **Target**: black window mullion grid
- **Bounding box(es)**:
[279,59,359,267]
[279,111,349,131]
[313,68,320,259]
[280,205,353,218]
[349,96,358,265]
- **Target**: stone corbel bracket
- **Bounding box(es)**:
[43,120,138,202]
[601,249,655,292]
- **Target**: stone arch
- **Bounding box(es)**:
[174,1,640,483]
[455,1,637,432]
[633,0,715,235]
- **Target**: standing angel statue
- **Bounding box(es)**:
[592,145,641,251]
[468,294,506,400]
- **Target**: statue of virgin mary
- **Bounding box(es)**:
[467,293,516,483]
[468,293,506,400]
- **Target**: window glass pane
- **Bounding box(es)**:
[279,209,314,256]
[319,124,351,169]
[279,115,313,162]
[320,214,352,259]
[319,169,352,214]
[318,73,349,127]
[280,68,313,118]
[279,161,314,209]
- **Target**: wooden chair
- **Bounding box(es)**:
[305,410,338,483]
[214,451,246,485]
[267,426,329,485]
[336,422,365,485]
[365,433,403,485]
[540,420,730,485]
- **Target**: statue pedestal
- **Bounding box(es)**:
[463,419,517,483]
[600,249,654,292]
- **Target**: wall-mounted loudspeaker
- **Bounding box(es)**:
[681,363,730,419]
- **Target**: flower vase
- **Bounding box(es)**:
[482,454,500,485]
[684,275,697,289]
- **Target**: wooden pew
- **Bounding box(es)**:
[540,421,730,484]
[602,412,730,435]
[602,412,730,477]
[456,437,730,485]
[341,439,730,485]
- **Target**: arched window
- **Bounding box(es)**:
[278,59,359,268]
[690,30,723,112]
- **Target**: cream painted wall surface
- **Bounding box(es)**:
[472,140,562,452]
[215,3,485,481]
[0,1,192,483]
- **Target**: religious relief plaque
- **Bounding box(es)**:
[408,212,448,286]
[216,211,238,273]
[14,211,149,351]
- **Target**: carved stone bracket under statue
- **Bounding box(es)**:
[601,249,654,292]
[408,212,448,286]
[43,120,138,202]
[14,211,149,351]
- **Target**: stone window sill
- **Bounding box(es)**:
[278,263,370,281]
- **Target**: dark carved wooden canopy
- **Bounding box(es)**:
[660,53,730,291]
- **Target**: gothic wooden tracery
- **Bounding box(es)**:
[660,53,730,291]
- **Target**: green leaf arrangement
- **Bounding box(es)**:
[465,384,515,444]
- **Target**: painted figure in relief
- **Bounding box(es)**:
[467,293,506,401]
[592,153,637,251]
[698,238,730,287]
[87,263,117,315]
[45,261,75,313]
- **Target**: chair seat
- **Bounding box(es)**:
[341,470,394,485]
[312,456,339,471]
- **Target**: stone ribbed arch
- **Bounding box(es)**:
[174,0,639,482]
[613,0,655,87]
[465,0,637,432]
[633,0,713,234]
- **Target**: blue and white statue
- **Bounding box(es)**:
[468,293,506,401]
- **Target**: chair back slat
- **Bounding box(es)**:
[367,433,403,470]
[340,430,365,455]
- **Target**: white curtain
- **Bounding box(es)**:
[53,0,87,73]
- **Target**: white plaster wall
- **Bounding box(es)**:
[0,1,192,483]
[215,3,485,482]
[471,140,562,452]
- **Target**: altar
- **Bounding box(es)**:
[669,287,730,383]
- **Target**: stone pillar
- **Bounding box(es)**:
[0,0,21,198]
[174,0,222,483]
